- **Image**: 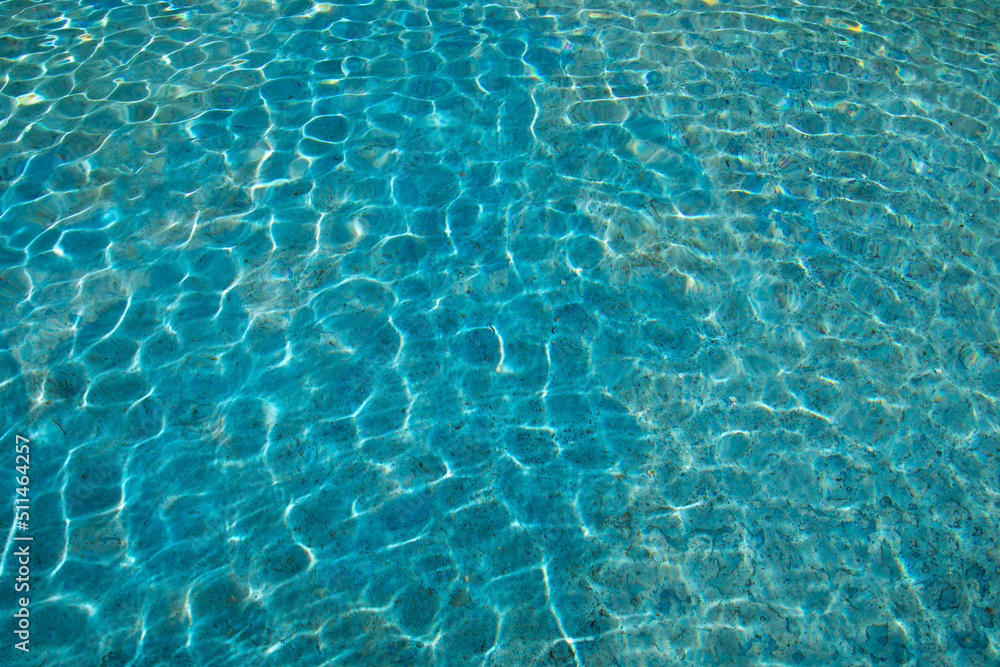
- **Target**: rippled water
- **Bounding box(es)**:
[1,0,1000,665]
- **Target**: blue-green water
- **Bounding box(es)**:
[1,0,1000,665]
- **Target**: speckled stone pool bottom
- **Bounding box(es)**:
[1,0,1000,665]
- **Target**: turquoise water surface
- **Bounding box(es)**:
[2,0,1000,665]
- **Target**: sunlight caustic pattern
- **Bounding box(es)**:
[1,0,1000,665]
